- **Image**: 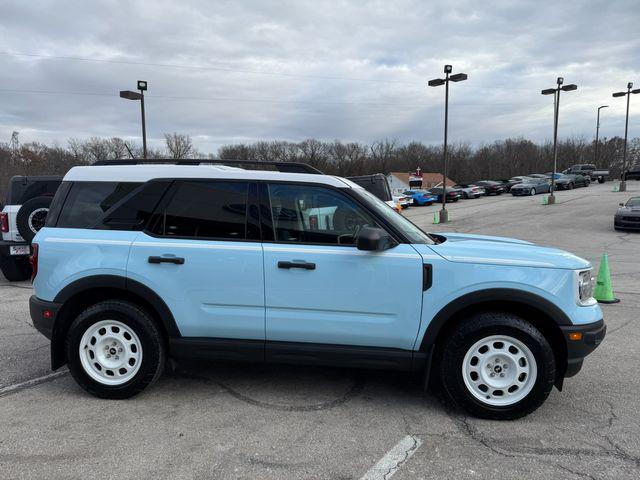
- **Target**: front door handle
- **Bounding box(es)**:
[148,256,185,265]
[277,260,316,270]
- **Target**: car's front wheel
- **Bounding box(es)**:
[530,188,536,196]
[66,301,165,399]
[438,312,555,420]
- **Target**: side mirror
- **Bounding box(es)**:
[619,203,624,206]
[356,226,397,251]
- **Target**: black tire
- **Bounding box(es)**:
[568,183,574,190]
[16,196,52,242]
[598,178,605,184]
[66,301,165,399]
[0,255,32,281]
[530,188,536,196]
[438,312,555,420]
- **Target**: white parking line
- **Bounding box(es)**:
[0,370,68,397]
[360,435,422,480]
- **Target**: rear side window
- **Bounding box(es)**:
[56,182,142,229]
[101,181,171,231]
[151,181,248,240]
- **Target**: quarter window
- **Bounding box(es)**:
[267,184,379,245]
[152,181,248,240]
[56,182,142,229]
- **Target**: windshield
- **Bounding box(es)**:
[354,188,434,244]
[626,197,640,207]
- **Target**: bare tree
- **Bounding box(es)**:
[164,133,194,159]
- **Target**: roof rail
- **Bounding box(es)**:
[92,158,323,175]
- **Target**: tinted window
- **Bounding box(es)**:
[101,181,171,231]
[56,182,142,229]
[152,181,248,239]
[267,184,379,245]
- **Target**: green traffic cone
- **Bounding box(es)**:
[433,212,440,225]
[542,195,548,205]
[612,183,620,192]
[593,253,619,304]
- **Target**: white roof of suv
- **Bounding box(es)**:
[64,164,356,188]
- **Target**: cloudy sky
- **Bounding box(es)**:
[1,0,639,153]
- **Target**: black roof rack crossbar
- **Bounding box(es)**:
[92,158,323,174]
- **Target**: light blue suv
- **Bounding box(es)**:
[29,160,605,419]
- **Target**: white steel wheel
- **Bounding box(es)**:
[530,188,536,196]
[79,320,143,386]
[462,335,537,407]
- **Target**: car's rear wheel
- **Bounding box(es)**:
[66,301,165,399]
[438,312,555,420]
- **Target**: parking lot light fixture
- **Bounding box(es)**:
[541,77,578,204]
[594,105,609,165]
[119,80,148,158]
[612,82,638,192]
[428,64,468,223]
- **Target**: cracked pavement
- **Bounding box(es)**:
[0,182,639,479]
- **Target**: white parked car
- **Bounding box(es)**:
[392,194,412,209]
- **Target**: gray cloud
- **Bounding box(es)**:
[1,0,639,153]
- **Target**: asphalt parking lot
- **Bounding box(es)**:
[1,182,639,480]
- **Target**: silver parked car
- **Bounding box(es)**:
[510,178,552,196]
[453,184,485,199]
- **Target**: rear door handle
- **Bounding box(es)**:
[148,256,185,265]
[277,260,316,270]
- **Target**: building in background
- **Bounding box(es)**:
[387,170,455,193]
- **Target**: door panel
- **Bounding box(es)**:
[261,182,424,350]
[128,233,265,339]
[126,180,265,340]
[263,243,423,349]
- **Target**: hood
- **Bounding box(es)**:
[617,206,640,214]
[426,232,591,270]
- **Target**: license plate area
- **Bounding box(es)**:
[9,245,31,256]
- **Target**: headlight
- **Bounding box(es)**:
[577,269,595,305]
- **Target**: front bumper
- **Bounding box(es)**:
[29,295,62,340]
[614,217,640,230]
[560,319,606,377]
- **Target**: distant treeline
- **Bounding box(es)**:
[1,132,638,201]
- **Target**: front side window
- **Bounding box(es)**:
[151,181,248,240]
[56,182,142,229]
[267,184,379,245]
[353,188,434,244]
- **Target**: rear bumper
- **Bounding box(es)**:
[560,319,606,377]
[0,240,31,257]
[29,295,61,340]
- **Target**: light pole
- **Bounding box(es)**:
[541,77,577,204]
[120,80,148,158]
[594,105,608,166]
[428,65,468,223]
[612,82,640,191]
